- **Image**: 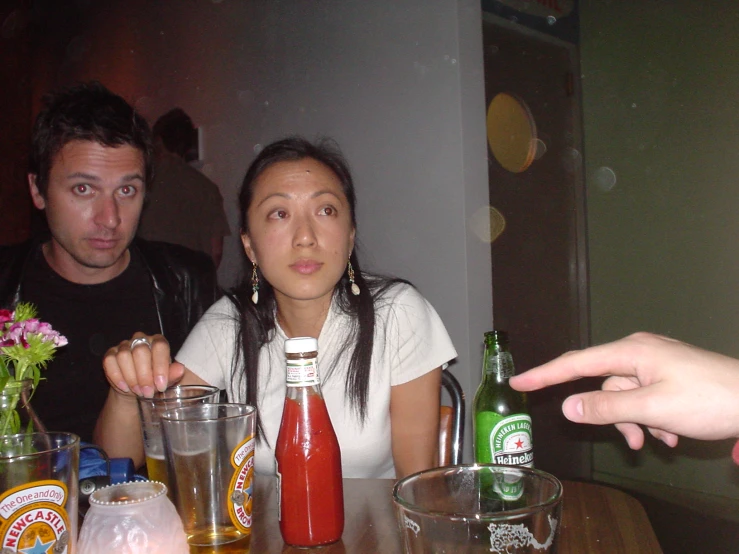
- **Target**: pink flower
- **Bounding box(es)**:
[0,310,12,325]
[1,319,68,349]
[6,323,29,348]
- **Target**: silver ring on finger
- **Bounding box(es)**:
[130,337,151,350]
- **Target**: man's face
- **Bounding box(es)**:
[29,140,146,284]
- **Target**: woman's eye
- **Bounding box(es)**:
[320,206,336,216]
[270,209,288,220]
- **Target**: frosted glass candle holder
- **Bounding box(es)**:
[78,480,188,554]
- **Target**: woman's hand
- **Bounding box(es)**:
[509,332,739,449]
[103,332,186,398]
[96,332,211,466]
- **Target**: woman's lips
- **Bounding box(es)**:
[290,260,323,275]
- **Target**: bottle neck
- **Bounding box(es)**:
[481,349,515,382]
[286,355,323,390]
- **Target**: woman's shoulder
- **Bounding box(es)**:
[200,295,239,320]
[372,278,423,300]
[371,279,436,316]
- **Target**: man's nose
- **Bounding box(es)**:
[94,196,121,229]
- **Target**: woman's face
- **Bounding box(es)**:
[242,157,356,308]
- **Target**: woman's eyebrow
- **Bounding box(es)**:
[311,189,343,200]
[256,189,343,207]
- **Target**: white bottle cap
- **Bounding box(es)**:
[284,337,318,354]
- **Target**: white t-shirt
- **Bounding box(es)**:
[176,282,457,478]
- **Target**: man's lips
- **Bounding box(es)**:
[290,260,323,275]
[86,238,120,249]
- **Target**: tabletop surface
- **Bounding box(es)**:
[249,475,663,553]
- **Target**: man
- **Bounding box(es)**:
[136,107,230,267]
[0,82,220,442]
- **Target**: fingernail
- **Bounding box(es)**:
[142,386,155,398]
[132,385,142,396]
[155,375,167,392]
[575,399,584,417]
[117,381,130,393]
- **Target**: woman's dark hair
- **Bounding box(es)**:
[228,136,405,441]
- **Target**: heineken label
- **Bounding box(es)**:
[490,414,533,467]
[476,412,533,501]
[485,352,515,378]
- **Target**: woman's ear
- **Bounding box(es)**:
[241,233,255,264]
[349,226,356,255]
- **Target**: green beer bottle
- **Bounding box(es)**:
[473,330,533,501]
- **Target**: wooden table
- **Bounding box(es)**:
[250,476,662,553]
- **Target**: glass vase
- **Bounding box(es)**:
[0,379,46,437]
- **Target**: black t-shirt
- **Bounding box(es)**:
[21,247,160,442]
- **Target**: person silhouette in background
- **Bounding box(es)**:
[137,108,231,268]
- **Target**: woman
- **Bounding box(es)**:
[95,137,457,478]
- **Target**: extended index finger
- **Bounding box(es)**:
[509,336,645,392]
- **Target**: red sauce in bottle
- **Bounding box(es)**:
[275,339,344,546]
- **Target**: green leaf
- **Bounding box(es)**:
[12,303,37,322]
[0,358,8,391]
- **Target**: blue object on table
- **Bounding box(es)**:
[79,443,146,520]
[80,442,143,483]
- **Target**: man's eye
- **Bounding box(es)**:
[73,184,91,195]
[320,206,336,216]
[119,185,137,197]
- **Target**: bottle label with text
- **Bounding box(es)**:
[286,359,319,387]
[476,412,533,501]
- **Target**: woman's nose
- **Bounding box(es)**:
[293,216,317,248]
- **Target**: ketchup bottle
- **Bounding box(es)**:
[275,337,344,546]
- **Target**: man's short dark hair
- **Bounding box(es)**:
[29,81,153,196]
[153,107,196,160]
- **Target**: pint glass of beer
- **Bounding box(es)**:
[161,403,256,552]
[136,385,219,491]
[0,433,79,554]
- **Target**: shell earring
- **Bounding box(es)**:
[347,261,360,296]
[251,262,259,304]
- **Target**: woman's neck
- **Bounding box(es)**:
[275,293,333,339]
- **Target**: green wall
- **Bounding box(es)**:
[581,0,739,503]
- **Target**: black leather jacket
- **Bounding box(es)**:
[0,238,220,354]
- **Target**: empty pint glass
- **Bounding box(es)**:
[161,403,256,552]
[136,385,219,491]
[393,464,562,554]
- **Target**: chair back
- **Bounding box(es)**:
[438,370,465,465]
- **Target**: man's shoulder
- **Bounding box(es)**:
[0,241,37,309]
[0,241,36,276]
[134,238,215,272]
[0,241,33,260]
